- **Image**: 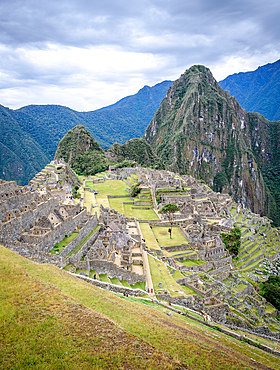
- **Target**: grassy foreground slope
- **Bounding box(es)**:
[0,246,279,370]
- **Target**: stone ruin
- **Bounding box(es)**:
[81,204,146,284]
[0,178,90,253]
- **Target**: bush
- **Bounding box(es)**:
[221,226,241,256]
[259,275,280,310]
[130,182,141,197]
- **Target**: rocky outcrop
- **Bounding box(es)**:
[144,65,279,225]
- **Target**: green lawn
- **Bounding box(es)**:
[178,260,206,267]
[123,204,158,220]
[108,197,131,214]
[50,232,79,254]
[85,180,94,189]
[140,223,161,250]
[172,270,185,279]
[121,280,131,288]
[133,208,158,220]
[130,282,146,290]
[152,226,187,247]
[236,215,244,222]
[110,277,122,286]
[148,255,184,297]
[84,190,97,213]
[99,274,111,283]
[93,179,129,196]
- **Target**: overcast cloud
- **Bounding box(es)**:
[0,0,279,111]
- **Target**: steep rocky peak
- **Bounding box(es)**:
[144,64,279,225]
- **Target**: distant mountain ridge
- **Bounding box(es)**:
[219,59,280,121]
[0,80,172,185]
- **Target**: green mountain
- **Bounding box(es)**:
[14,80,172,153]
[0,80,172,184]
[144,65,280,226]
[109,138,165,169]
[55,125,113,176]
[219,59,280,121]
[0,105,49,185]
[55,126,163,175]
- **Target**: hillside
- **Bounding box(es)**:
[0,105,49,186]
[144,65,280,226]
[55,125,114,176]
[219,59,280,121]
[108,137,165,169]
[1,245,279,370]
[0,80,172,185]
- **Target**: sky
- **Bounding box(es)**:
[0,0,279,112]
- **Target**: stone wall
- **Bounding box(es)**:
[208,264,231,277]
[43,217,76,252]
[68,228,101,265]
[241,254,264,269]
[179,256,232,273]
[204,303,230,323]
[156,293,197,310]
[73,208,89,227]
[60,217,98,258]
[161,244,190,252]
[71,273,146,296]
[89,259,146,284]
[3,241,67,268]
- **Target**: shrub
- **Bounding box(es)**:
[259,275,280,310]
[221,226,241,256]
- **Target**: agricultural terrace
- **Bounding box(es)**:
[81,174,158,220]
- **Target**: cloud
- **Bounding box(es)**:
[0,0,279,110]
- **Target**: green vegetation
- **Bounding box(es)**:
[219,59,280,121]
[259,275,280,310]
[2,81,172,186]
[148,254,184,297]
[144,64,280,226]
[1,245,279,370]
[152,226,187,247]
[110,138,165,169]
[72,185,80,199]
[140,223,160,250]
[55,125,114,176]
[50,232,79,254]
[178,260,206,267]
[159,203,179,238]
[130,182,141,197]
[66,227,99,257]
[221,226,241,256]
[0,105,49,185]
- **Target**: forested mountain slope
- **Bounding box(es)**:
[144,65,280,226]
[0,105,49,185]
[219,59,280,121]
[0,80,172,184]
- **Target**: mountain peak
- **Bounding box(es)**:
[144,64,280,226]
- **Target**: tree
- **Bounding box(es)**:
[159,203,179,238]
[221,226,241,256]
[259,275,280,310]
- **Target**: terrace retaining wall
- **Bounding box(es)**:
[71,273,146,296]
